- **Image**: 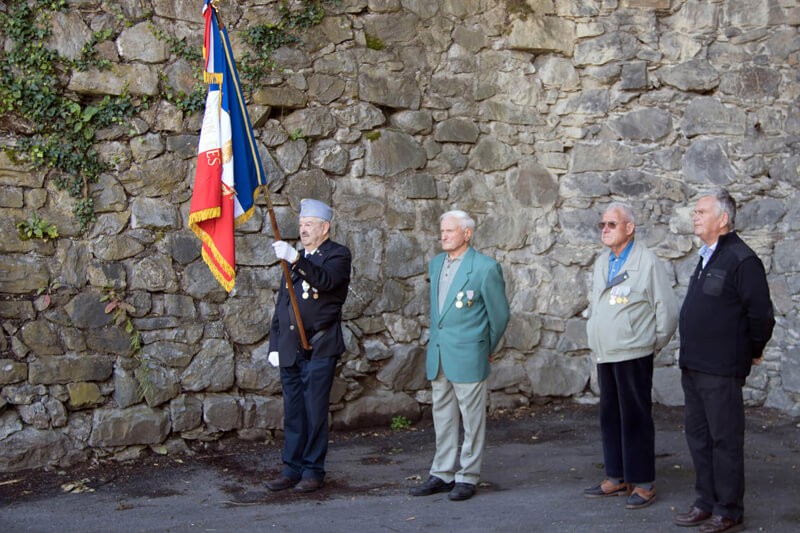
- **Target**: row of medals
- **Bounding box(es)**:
[608,285,630,306]
[302,281,318,300]
[455,290,473,308]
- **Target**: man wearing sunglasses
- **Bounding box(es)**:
[584,202,678,510]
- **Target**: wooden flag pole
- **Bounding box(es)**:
[262,185,311,351]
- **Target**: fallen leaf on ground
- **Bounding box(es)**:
[61,478,95,493]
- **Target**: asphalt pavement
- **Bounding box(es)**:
[1,402,798,532]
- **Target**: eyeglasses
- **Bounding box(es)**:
[598,221,620,229]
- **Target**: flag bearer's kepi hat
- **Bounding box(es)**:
[300,198,333,222]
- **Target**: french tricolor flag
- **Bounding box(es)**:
[189,0,266,292]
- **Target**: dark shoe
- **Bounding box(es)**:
[625,486,656,509]
[408,475,455,496]
[265,476,299,491]
[674,506,713,527]
[294,477,324,493]
[447,482,476,501]
[699,515,743,533]
[583,479,631,498]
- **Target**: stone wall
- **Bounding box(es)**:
[1,0,799,472]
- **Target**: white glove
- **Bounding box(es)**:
[272,241,299,263]
[268,351,280,367]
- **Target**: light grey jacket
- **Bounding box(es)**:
[586,239,678,364]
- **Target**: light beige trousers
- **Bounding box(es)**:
[429,369,488,485]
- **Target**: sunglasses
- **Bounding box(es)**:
[598,221,621,229]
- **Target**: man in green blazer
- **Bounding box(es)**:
[409,210,510,501]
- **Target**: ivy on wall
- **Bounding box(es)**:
[0,0,139,231]
[240,0,328,87]
[0,0,331,232]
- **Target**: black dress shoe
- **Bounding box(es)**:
[447,482,476,501]
[294,477,324,493]
[265,476,300,491]
[674,506,712,527]
[699,515,743,533]
[408,475,455,496]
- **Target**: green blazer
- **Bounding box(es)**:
[427,246,510,383]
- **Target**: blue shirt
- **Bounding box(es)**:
[608,239,634,283]
[698,242,717,268]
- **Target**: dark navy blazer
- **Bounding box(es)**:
[268,238,351,366]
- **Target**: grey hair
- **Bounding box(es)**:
[604,202,636,225]
[707,189,736,230]
[440,210,476,231]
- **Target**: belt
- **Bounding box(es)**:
[309,327,330,345]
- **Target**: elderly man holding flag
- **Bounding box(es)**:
[188,1,352,494]
[266,199,352,493]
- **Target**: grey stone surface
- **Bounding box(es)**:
[507,15,575,55]
[609,108,673,141]
[681,97,747,138]
[0,427,72,472]
[170,394,203,433]
[681,139,736,185]
[658,59,720,92]
[653,366,684,406]
[365,130,426,177]
[180,339,235,392]
[203,394,242,432]
[331,388,420,430]
[113,364,143,409]
[241,395,283,430]
[0,359,27,385]
[434,118,480,143]
[88,405,170,447]
[235,347,281,394]
[526,351,592,397]
[29,355,113,385]
[116,22,169,63]
[376,343,427,391]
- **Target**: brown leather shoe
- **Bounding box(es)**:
[625,485,656,509]
[674,506,712,527]
[265,475,300,491]
[583,479,631,498]
[699,515,743,533]
[294,477,324,493]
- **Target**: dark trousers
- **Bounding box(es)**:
[681,369,746,520]
[280,356,338,481]
[597,355,655,484]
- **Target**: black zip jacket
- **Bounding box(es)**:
[679,231,775,378]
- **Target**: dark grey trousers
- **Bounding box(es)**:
[681,369,746,521]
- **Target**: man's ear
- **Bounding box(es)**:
[719,212,730,231]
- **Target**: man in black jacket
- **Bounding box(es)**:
[675,190,774,533]
[265,198,351,494]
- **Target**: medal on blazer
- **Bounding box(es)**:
[456,291,464,308]
[301,280,319,300]
[466,290,474,307]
